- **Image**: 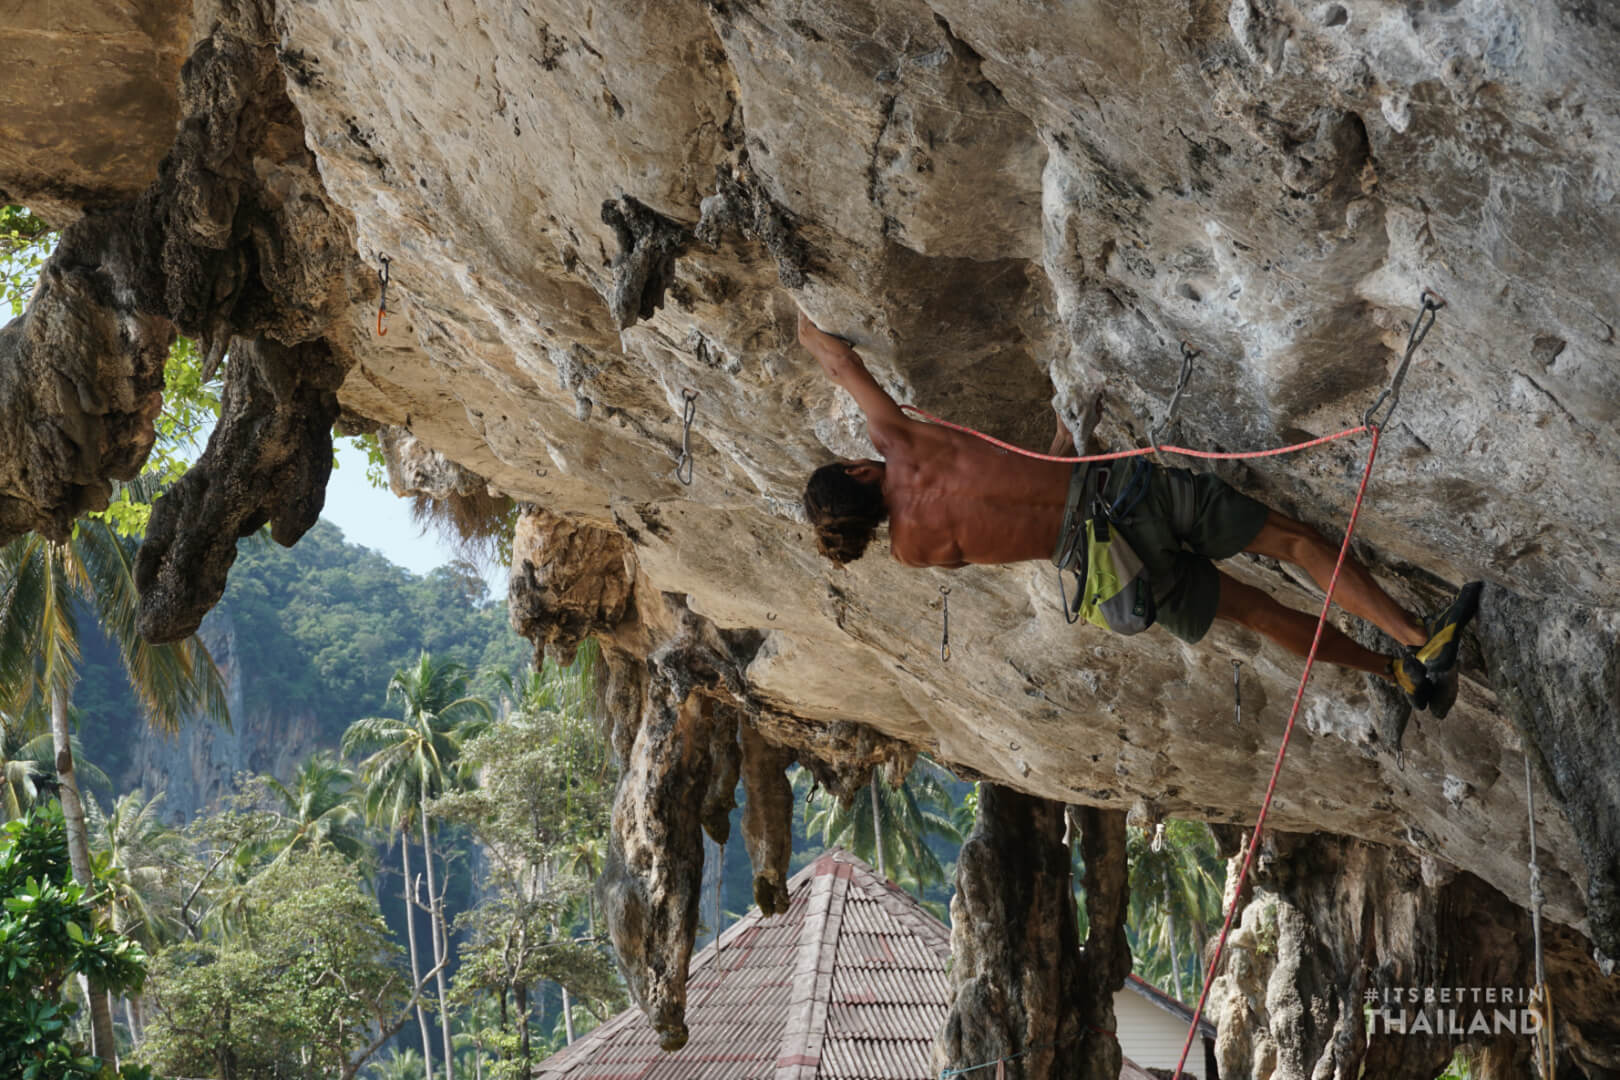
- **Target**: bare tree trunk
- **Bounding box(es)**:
[420,793,455,1080]
[124,995,142,1046]
[516,984,531,1068]
[1164,875,1185,1003]
[561,984,575,1044]
[870,772,886,878]
[401,838,435,1078]
[51,687,117,1062]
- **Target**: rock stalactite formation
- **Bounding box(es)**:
[137,336,347,642]
[934,787,1129,1080]
[739,715,796,916]
[0,217,172,542]
[9,0,1620,1063]
[508,506,638,666]
[1209,831,1620,1079]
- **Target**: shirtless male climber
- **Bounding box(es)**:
[796,311,1482,718]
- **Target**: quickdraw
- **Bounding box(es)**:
[376,254,391,337]
[675,388,699,485]
[939,585,952,662]
[1363,289,1446,430]
[1150,340,1200,463]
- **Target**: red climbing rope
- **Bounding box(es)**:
[898,404,1368,462]
[1169,423,1385,1080]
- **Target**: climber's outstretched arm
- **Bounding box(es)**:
[798,311,907,434]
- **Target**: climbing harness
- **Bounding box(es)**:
[1363,289,1446,429]
[675,388,699,485]
[1525,754,1557,1079]
[1232,659,1242,725]
[939,585,952,662]
[1150,341,1200,463]
[376,254,391,337]
[1054,459,1153,625]
[1170,291,1447,1079]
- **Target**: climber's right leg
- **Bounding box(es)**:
[1242,512,1427,650]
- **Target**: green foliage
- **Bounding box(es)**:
[87,790,188,951]
[344,654,493,832]
[138,848,406,1080]
[95,339,222,537]
[798,757,963,908]
[1125,819,1224,1002]
[348,432,391,490]
[0,205,51,318]
[0,806,148,1080]
[253,752,372,872]
[434,648,624,1071]
[0,525,228,736]
[212,521,529,742]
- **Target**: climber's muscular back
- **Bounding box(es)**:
[799,311,1072,568]
[872,417,1072,568]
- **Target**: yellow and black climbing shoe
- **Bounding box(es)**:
[1427,663,1461,721]
[1416,581,1484,677]
[1388,653,1432,712]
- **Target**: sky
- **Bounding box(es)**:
[322,438,506,599]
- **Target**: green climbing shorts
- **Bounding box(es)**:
[1089,462,1271,645]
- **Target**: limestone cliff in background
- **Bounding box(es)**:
[4,0,1619,1074]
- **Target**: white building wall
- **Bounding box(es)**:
[1113,989,1208,1080]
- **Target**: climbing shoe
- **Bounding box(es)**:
[1388,653,1432,713]
[1416,581,1484,677]
[1426,662,1461,721]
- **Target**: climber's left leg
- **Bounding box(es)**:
[1213,573,1397,677]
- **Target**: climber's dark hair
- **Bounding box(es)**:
[803,463,888,566]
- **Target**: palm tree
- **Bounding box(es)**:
[89,787,188,1046]
[344,653,492,1080]
[801,756,962,900]
[0,522,227,1059]
[2,704,53,819]
[1126,819,1224,1002]
[260,751,372,871]
[364,1047,427,1080]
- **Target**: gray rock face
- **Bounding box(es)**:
[1209,831,1620,1078]
[6,0,1620,1055]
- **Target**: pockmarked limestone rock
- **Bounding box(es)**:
[934,786,1128,1080]
[0,217,172,543]
[136,337,347,643]
[739,715,796,916]
[0,1,188,224]
[508,507,637,666]
[1477,585,1620,962]
[1208,832,1620,1079]
[8,0,1620,1050]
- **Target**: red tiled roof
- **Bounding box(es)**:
[536,850,1155,1080]
[534,850,950,1080]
